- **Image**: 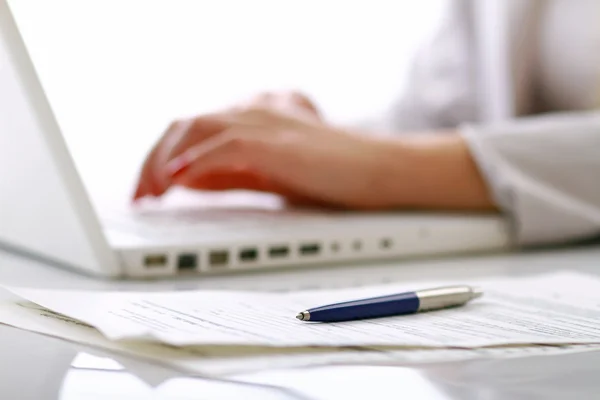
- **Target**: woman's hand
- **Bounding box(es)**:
[133,93,404,209]
[133,90,496,211]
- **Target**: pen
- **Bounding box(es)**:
[295,285,483,322]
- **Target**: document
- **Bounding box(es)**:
[1,297,599,378]
[6,271,600,348]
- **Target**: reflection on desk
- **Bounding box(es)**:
[236,348,600,400]
[0,324,300,400]
[3,319,600,400]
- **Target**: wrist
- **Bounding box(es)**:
[381,132,497,210]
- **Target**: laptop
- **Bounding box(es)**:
[0,1,511,279]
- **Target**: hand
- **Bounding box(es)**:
[133,97,403,209]
[134,91,321,200]
[133,90,496,211]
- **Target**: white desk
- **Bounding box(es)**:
[0,245,599,399]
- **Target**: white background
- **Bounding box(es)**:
[9,0,444,203]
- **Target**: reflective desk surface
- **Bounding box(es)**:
[0,244,599,399]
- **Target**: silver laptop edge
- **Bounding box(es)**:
[0,1,120,277]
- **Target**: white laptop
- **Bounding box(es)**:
[0,1,512,279]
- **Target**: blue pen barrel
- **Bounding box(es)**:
[298,286,482,323]
[307,292,421,322]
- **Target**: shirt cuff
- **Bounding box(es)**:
[459,123,519,245]
[459,116,600,247]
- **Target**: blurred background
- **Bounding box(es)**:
[9,0,445,207]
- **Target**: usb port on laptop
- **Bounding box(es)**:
[209,250,229,267]
[239,248,258,262]
[144,254,167,268]
[299,243,320,256]
[269,245,290,258]
[177,253,197,271]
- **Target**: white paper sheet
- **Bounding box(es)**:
[6,271,600,348]
[1,297,599,378]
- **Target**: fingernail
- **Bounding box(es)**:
[132,185,144,202]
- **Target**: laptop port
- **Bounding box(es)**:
[239,248,258,262]
[268,245,290,258]
[177,253,197,271]
[209,250,229,267]
[380,238,393,249]
[299,243,320,256]
[144,254,167,268]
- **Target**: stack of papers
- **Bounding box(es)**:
[2,271,600,376]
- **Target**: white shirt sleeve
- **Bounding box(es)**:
[359,0,480,133]
[461,112,600,246]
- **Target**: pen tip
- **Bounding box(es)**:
[471,287,484,299]
[296,311,310,321]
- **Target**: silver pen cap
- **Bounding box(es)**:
[416,285,482,312]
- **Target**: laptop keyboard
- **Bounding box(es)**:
[100,207,335,239]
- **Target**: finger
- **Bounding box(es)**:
[133,120,188,200]
[168,135,327,208]
[170,128,260,169]
[166,128,331,206]
[185,170,271,191]
[165,127,284,188]
[283,195,334,209]
[184,169,318,206]
[133,144,164,201]
[152,118,226,196]
[133,117,228,200]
